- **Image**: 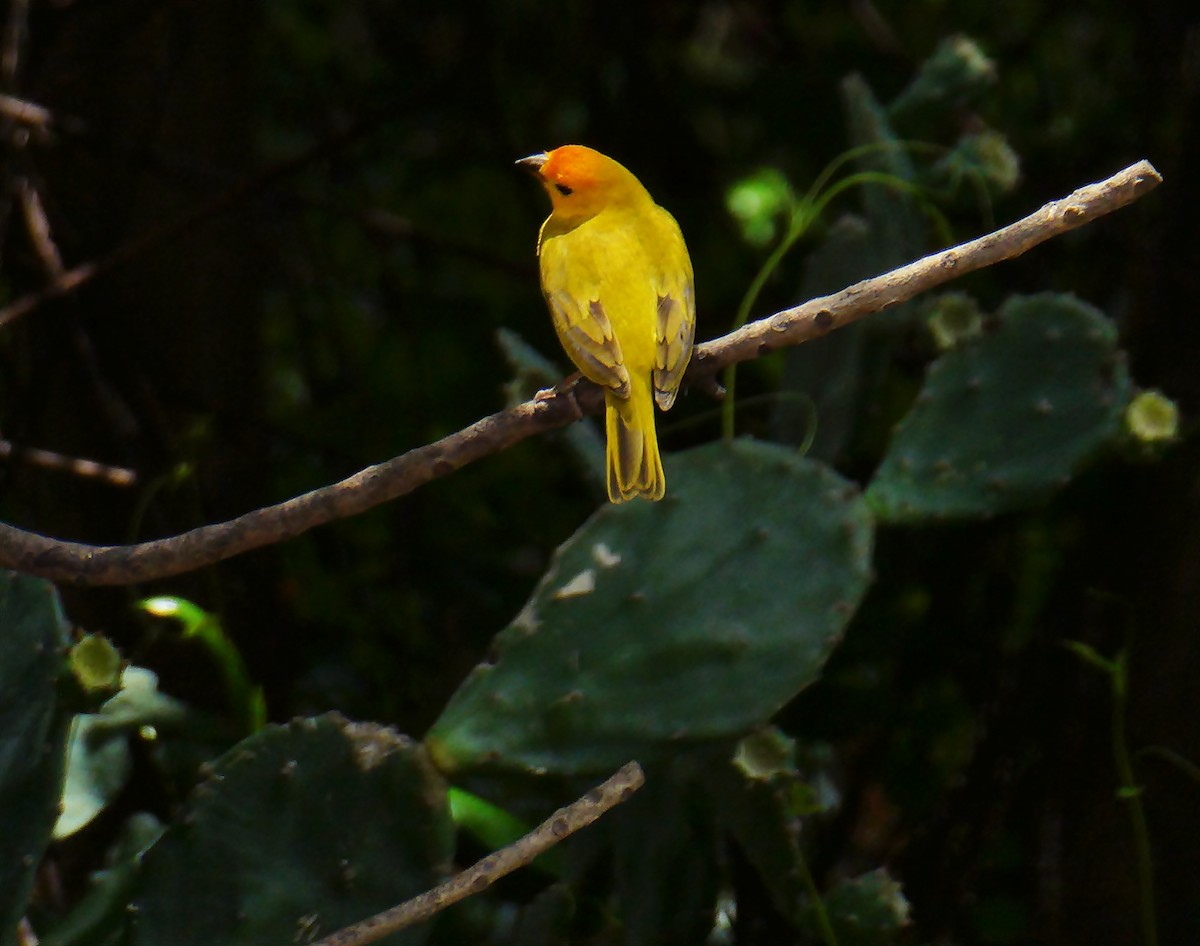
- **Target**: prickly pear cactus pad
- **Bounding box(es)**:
[866,293,1132,522]
[0,571,72,946]
[132,714,452,946]
[425,441,875,776]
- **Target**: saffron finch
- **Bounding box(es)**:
[517,145,695,502]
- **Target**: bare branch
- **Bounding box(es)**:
[0,160,1162,586]
[688,159,1162,375]
[0,93,53,131]
[309,761,646,946]
[0,439,137,487]
[0,391,594,585]
[16,176,66,277]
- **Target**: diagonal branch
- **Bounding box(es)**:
[0,160,1162,586]
[691,158,1161,371]
[309,761,645,946]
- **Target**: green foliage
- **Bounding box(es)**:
[55,668,189,840]
[866,293,1132,521]
[924,130,1021,208]
[769,50,1014,465]
[426,440,874,776]
[448,785,564,877]
[702,737,839,928]
[131,715,453,946]
[889,35,998,125]
[719,118,954,440]
[138,597,266,735]
[726,168,796,247]
[0,572,72,946]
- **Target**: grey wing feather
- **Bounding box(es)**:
[545,291,631,398]
[653,281,695,410]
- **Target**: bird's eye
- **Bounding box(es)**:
[555,183,574,196]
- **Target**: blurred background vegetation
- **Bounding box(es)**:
[1,2,1198,944]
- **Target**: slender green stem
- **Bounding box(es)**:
[800,139,948,208]
[721,211,808,440]
[720,161,946,440]
[795,844,839,946]
[1110,652,1158,946]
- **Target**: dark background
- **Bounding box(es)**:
[2,2,1197,944]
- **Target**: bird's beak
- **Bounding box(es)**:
[515,152,548,176]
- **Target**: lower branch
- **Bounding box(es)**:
[0,160,1161,586]
[309,761,645,946]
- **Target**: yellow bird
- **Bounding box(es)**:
[517,145,696,502]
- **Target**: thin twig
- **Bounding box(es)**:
[0,93,53,132]
[16,176,66,277]
[0,0,32,263]
[0,439,137,487]
[308,761,646,946]
[0,119,372,330]
[0,160,1162,586]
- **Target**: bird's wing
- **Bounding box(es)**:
[538,221,632,397]
[543,290,631,398]
[651,209,696,410]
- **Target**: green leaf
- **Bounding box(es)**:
[425,441,874,776]
[55,668,190,840]
[726,168,795,247]
[132,714,452,946]
[0,571,72,946]
[866,293,1132,522]
[56,716,132,840]
[448,786,563,877]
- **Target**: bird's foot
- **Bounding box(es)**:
[534,372,585,420]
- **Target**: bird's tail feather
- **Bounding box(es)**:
[605,384,665,502]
